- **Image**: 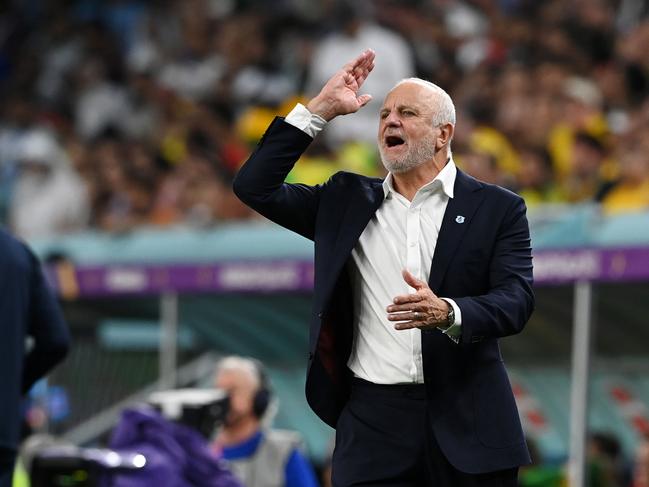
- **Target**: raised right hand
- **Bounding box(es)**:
[306,49,376,122]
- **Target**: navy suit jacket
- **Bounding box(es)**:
[233,118,535,474]
[0,228,70,455]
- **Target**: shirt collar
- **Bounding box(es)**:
[382,158,457,200]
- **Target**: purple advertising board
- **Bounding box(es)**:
[46,247,649,298]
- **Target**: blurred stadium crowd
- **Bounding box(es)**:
[1,0,649,240]
[3,2,649,486]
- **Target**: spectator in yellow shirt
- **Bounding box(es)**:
[516,147,564,207]
[563,132,610,203]
[600,142,649,215]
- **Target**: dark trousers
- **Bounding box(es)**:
[331,378,518,487]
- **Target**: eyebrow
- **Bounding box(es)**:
[380,105,420,115]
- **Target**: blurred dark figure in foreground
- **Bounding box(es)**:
[0,228,70,487]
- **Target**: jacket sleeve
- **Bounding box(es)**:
[454,196,535,344]
[233,117,324,241]
[22,250,70,393]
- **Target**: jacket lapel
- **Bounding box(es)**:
[428,170,485,293]
[331,180,384,270]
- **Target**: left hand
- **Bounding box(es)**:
[387,270,450,330]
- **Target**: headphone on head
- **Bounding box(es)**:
[249,358,271,418]
[216,356,272,419]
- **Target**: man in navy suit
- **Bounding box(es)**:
[0,229,70,487]
[234,50,534,486]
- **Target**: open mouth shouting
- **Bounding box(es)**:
[384,134,406,149]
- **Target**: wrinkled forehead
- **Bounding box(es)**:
[381,82,437,110]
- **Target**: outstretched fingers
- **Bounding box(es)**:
[355,52,375,82]
[342,52,365,74]
[354,60,375,87]
[340,50,374,107]
[344,50,375,79]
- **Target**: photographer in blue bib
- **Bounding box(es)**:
[212,356,318,487]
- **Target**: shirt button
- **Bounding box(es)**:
[409,241,416,247]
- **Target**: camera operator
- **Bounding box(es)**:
[212,356,318,487]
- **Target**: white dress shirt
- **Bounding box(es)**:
[285,104,462,385]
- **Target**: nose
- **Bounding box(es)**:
[383,112,402,127]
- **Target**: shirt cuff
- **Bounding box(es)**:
[284,103,327,138]
[439,298,462,343]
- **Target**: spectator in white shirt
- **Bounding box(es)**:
[307,2,414,148]
[10,130,89,240]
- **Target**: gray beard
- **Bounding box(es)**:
[379,139,437,174]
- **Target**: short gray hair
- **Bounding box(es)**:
[215,356,261,389]
[214,355,278,425]
[392,78,456,127]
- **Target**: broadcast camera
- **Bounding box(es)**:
[30,388,230,486]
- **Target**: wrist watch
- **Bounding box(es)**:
[446,306,455,326]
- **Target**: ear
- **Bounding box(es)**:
[436,123,454,150]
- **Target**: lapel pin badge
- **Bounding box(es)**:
[455,215,465,224]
